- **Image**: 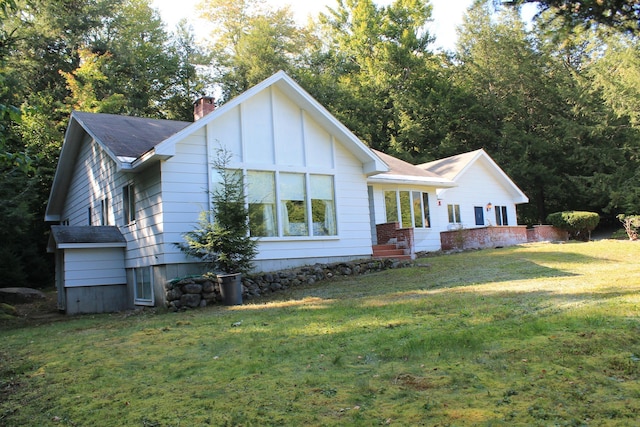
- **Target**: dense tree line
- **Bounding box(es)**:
[1,0,638,287]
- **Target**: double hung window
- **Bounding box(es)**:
[448,204,462,224]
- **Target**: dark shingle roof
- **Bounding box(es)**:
[50,226,126,245]
[72,111,191,159]
[372,149,444,179]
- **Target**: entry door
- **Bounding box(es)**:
[474,206,485,226]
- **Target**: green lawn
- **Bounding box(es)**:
[2,240,639,426]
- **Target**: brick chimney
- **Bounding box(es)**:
[194,96,216,120]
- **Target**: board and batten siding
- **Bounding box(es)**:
[63,248,126,287]
[160,84,374,272]
[438,159,519,228]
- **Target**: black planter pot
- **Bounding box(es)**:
[217,272,243,306]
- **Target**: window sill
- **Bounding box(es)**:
[255,235,341,242]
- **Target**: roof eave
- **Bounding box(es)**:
[368,175,457,188]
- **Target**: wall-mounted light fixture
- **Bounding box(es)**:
[486,203,492,211]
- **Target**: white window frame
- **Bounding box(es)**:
[383,189,432,229]
[123,183,135,225]
[134,267,154,306]
[243,169,338,239]
[448,204,462,224]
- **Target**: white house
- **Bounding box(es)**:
[46,71,528,314]
[419,149,529,230]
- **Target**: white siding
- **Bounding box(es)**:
[62,134,120,226]
[160,129,209,265]
[159,85,373,271]
[122,163,165,267]
[437,159,520,229]
[63,248,126,287]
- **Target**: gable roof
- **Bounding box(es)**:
[46,71,389,222]
[71,111,190,161]
[45,112,190,221]
[420,149,529,203]
[367,150,455,187]
[151,71,389,176]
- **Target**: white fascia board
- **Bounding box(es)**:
[56,242,127,250]
[152,71,389,175]
[368,174,457,188]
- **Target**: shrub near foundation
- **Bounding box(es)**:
[546,211,600,241]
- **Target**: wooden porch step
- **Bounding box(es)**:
[372,253,412,261]
[372,244,398,251]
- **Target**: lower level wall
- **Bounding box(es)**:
[440,226,528,251]
[527,225,569,242]
[64,284,129,315]
[440,225,569,251]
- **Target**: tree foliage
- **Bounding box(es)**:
[2,0,640,286]
[502,0,640,33]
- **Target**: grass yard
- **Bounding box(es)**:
[1,240,639,426]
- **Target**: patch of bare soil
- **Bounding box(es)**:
[0,289,65,329]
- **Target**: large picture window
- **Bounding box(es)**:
[245,170,336,238]
[384,190,431,228]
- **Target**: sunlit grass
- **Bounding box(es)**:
[1,240,640,425]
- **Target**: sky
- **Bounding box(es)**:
[151,0,480,52]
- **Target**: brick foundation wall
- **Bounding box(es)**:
[526,225,569,243]
[376,222,400,245]
[440,226,528,251]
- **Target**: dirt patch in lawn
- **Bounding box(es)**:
[0,289,64,329]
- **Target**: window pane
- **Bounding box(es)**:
[455,205,461,223]
[495,207,502,225]
[422,193,430,228]
[412,191,423,228]
[280,173,308,236]
[247,171,277,237]
[135,267,152,302]
[385,191,398,223]
[399,191,411,228]
[123,184,135,224]
[310,175,337,236]
[502,206,508,225]
[448,204,454,223]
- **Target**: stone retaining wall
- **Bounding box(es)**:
[165,258,411,311]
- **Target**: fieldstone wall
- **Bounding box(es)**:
[165,258,411,311]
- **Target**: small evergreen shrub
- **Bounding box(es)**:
[546,211,600,241]
[179,147,258,274]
